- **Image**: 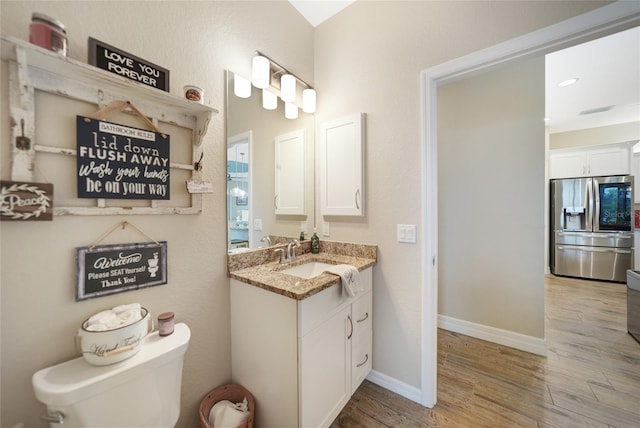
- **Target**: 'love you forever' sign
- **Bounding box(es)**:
[88,38,170,91]
[76,116,170,200]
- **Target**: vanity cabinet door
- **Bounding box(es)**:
[275,129,306,215]
[351,290,372,392]
[319,113,365,216]
[300,305,351,428]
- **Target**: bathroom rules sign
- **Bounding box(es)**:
[76,241,168,301]
[76,116,170,200]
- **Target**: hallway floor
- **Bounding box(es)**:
[332,275,640,427]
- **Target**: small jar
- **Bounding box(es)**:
[183,85,204,104]
[29,13,67,56]
[157,312,175,336]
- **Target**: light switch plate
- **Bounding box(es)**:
[322,221,330,236]
[253,219,262,231]
[397,224,417,243]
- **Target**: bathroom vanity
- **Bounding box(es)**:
[229,243,376,428]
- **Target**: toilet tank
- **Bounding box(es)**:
[33,323,191,428]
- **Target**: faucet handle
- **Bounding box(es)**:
[289,239,301,261]
[274,248,286,263]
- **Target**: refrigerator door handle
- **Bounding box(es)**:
[557,231,632,239]
[556,245,632,255]
[593,177,602,232]
[587,177,594,231]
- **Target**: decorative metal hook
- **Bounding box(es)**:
[194,152,204,171]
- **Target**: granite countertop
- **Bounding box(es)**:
[229,252,376,300]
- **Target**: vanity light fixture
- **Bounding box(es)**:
[285,101,299,120]
[252,55,270,89]
[262,89,278,110]
[250,50,316,115]
[234,74,251,98]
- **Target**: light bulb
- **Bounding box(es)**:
[285,102,298,120]
[281,74,296,102]
[234,74,251,98]
[262,89,278,110]
[302,88,316,113]
[252,55,270,89]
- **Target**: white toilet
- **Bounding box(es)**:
[32,322,191,427]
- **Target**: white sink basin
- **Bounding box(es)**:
[281,262,335,279]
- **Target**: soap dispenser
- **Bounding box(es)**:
[310,228,320,254]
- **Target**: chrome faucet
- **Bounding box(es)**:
[260,235,272,247]
[275,239,301,264]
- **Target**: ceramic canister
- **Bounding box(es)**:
[184,85,204,104]
[158,311,175,336]
[29,13,67,56]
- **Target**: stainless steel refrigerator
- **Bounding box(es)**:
[550,175,634,282]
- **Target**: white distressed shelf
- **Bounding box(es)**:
[1,35,218,216]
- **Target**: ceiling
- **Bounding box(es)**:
[545,26,640,134]
[290,2,638,135]
[288,0,355,27]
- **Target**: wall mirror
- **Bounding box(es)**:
[226,71,315,253]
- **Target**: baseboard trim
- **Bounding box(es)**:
[438,315,548,357]
[366,370,422,404]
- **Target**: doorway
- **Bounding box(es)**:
[420,2,640,408]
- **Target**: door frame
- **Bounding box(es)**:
[420,2,640,407]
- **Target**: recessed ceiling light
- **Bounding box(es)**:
[558,78,579,87]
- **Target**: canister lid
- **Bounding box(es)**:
[158,311,174,321]
[32,13,66,32]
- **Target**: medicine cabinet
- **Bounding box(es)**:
[319,113,365,217]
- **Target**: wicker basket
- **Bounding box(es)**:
[199,383,255,428]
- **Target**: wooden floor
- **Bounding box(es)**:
[331,275,640,427]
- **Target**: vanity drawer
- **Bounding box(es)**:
[299,268,372,337]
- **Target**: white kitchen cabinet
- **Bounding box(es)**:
[632,153,640,203]
[230,268,373,428]
[319,113,365,216]
[275,129,306,215]
[550,144,630,179]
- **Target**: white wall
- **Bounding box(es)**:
[437,57,545,338]
[313,0,607,392]
[0,2,313,427]
[550,121,640,149]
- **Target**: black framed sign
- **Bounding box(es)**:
[76,116,170,200]
[76,241,167,301]
[88,37,170,91]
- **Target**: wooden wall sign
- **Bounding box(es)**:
[0,181,53,221]
[76,241,167,301]
[88,37,170,91]
[76,116,170,200]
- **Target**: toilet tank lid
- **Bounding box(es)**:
[32,323,191,406]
